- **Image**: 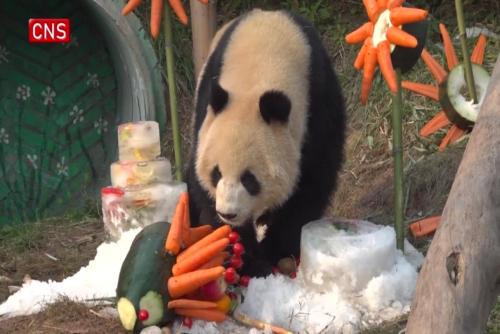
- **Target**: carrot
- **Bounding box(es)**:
[421,49,447,85]
[172,238,230,276]
[198,252,229,270]
[345,22,374,44]
[377,0,388,9]
[387,0,403,9]
[390,7,428,26]
[386,26,418,48]
[169,0,189,26]
[471,34,487,65]
[167,266,225,299]
[420,111,450,137]
[409,216,441,238]
[150,0,163,39]
[121,0,142,15]
[360,38,377,105]
[180,193,191,247]
[177,225,232,263]
[363,0,381,22]
[438,24,458,71]
[185,225,214,247]
[174,308,227,322]
[167,299,217,310]
[401,81,439,101]
[377,41,398,93]
[439,125,465,151]
[165,192,189,255]
[354,39,370,70]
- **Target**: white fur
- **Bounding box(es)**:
[195,9,311,226]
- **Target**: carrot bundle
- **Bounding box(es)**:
[167,299,217,310]
[409,216,441,237]
[185,225,214,247]
[199,252,229,270]
[387,0,404,9]
[150,0,164,39]
[363,0,381,22]
[401,81,439,101]
[169,0,188,25]
[377,0,388,9]
[390,7,428,26]
[439,125,465,151]
[471,34,487,65]
[174,308,227,322]
[438,24,459,71]
[177,225,232,263]
[420,111,450,137]
[172,238,230,276]
[354,38,371,70]
[345,22,374,44]
[421,49,448,85]
[165,193,190,255]
[386,26,418,48]
[168,266,225,299]
[361,38,377,104]
[121,0,142,15]
[377,41,398,93]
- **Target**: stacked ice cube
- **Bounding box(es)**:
[101,121,186,241]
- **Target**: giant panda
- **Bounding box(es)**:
[186,9,346,277]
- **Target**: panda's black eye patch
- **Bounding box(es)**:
[241,170,261,196]
[259,90,291,124]
[210,80,228,114]
[210,165,222,187]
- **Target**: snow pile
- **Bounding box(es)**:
[238,219,423,334]
[0,228,142,317]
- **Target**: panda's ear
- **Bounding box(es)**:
[210,80,228,114]
[259,91,291,124]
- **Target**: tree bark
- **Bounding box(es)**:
[406,55,500,333]
[189,0,217,80]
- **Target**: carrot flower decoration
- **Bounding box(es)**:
[402,24,491,151]
[346,0,428,104]
[121,0,208,39]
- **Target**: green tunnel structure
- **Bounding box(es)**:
[0,0,167,225]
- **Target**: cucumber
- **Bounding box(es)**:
[116,221,176,333]
[439,63,491,129]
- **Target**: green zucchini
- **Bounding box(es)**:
[439,63,491,129]
[116,221,176,333]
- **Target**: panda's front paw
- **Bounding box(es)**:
[239,253,274,278]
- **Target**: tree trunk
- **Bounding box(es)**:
[189,0,217,80]
[406,56,500,333]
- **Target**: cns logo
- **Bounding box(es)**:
[28,19,70,43]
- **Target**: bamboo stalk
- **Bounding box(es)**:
[164,8,183,181]
[392,70,404,251]
[455,0,478,103]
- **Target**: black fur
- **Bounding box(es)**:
[186,10,346,277]
[210,80,229,114]
[259,90,291,124]
[240,170,261,196]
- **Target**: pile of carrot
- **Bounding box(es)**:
[162,192,237,323]
[345,0,428,104]
[121,0,209,39]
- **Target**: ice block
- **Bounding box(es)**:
[110,157,172,188]
[101,182,188,241]
[118,121,161,162]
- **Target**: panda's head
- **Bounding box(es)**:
[195,80,301,227]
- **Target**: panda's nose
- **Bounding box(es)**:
[217,211,237,221]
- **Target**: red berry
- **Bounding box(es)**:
[228,231,240,244]
[240,275,251,287]
[295,257,300,266]
[182,316,193,328]
[138,309,149,321]
[224,268,236,283]
[290,272,297,279]
[272,267,279,275]
[233,243,245,256]
[229,255,243,269]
